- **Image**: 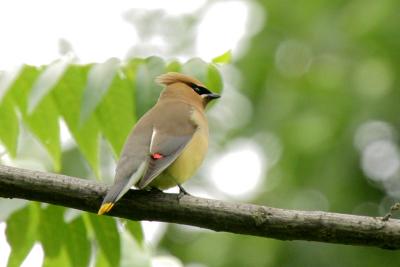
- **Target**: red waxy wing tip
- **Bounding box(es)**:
[151,153,164,160]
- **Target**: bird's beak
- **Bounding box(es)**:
[206,93,220,100]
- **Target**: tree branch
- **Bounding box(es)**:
[0,164,399,250]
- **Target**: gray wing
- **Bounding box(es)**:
[114,111,153,183]
[136,133,193,189]
[136,102,197,189]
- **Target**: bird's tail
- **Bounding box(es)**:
[98,161,148,215]
[98,180,127,215]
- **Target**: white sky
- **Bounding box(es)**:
[0,1,265,266]
[0,0,252,68]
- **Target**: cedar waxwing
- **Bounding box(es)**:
[98,72,220,215]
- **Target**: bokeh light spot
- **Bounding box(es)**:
[361,140,400,181]
[354,59,393,98]
[383,175,400,199]
[208,139,266,200]
[354,120,395,151]
[275,40,312,77]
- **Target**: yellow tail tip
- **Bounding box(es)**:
[98,203,114,215]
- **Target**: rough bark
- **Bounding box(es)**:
[0,164,399,250]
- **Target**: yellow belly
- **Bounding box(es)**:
[149,127,208,190]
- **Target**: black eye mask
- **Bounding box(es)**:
[188,83,212,96]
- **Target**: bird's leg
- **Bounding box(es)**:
[177,184,190,200]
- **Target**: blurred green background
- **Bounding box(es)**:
[163,1,400,266]
[1,0,400,266]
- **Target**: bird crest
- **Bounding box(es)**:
[155,72,205,87]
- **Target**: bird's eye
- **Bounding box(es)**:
[189,83,200,92]
[189,83,211,95]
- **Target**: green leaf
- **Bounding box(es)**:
[135,56,165,117]
[52,65,100,175]
[80,58,120,124]
[0,94,19,157]
[0,66,21,103]
[96,72,136,156]
[6,203,40,267]
[95,250,110,267]
[9,65,61,170]
[42,246,70,267]
[38,205,66,257]
[28,58,70,114]
[65,216,91,267]
[88,214,120,267]
[212,50,232,64]
[123,58,144,82]
[207,63,223,93]
[166,60,182,72]
[182,58,208,82]
[124,220,144,244]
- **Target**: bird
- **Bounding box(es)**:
[98,72,220,215]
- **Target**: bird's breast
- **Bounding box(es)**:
[166,127,208,180]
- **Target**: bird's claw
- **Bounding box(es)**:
[177,184,190,201]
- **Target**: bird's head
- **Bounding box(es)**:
[156,72,220,108]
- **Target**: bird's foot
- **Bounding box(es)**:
[177,184,190,201]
